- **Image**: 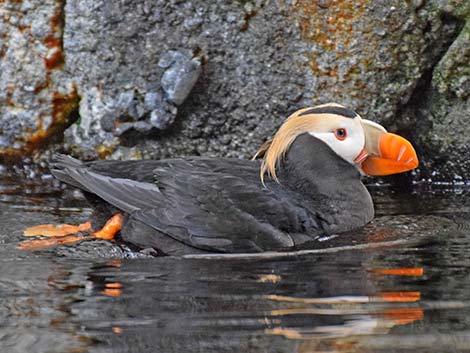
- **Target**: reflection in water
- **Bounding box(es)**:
[102,282,124,297]
[2,174,470,352]
[61,255,428,353]
[370,267,424,276]
[0,259,95,353]
[265,267,424,352]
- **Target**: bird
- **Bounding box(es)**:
[20,103,418,255]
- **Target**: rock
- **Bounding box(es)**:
[159,50,202,105]
[150,106,177,130]
[54,0,310,159]
[412,17,470,180]
[63,87,119,160]
[143,91,162,110]
[49,239,157,258]
[0,0,468,181]
[0,0,78,160]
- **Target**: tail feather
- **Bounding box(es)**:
[51,154,84,169]
[51,154,90,192]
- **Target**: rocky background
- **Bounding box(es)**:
[0,0,469,181]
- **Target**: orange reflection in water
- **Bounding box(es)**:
[112,327,123,334]
[370,267,424,276]
[264,266,425,352]
[106,259,122,268]
[382,307,424,325]
[258,274,282,283]
[101,282,123,297]
[376,291,421,302]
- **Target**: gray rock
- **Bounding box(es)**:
[143,91,163,110]
[0,0,77,159]
[0,0,468,182]
[150,104,178,130]
[413,18,470,180]
[116,90,136,111]
[57,0,468,173]
[159,50,202,105]
[115,121,153,135]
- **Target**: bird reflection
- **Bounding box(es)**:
[264,266,424,352]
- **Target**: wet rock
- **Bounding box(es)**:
[49,240,157,259]
[108,146,143,161]
[143,91,162,110]
[293,1,464,125]
[149,110,172,130]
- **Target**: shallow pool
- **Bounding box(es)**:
[1,171,470,353]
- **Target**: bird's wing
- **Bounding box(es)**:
[55,157,321,252]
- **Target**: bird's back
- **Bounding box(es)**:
[52,155,326,253]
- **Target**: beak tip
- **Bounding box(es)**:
[361,133,419,176]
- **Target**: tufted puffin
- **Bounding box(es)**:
[20,103,418,255]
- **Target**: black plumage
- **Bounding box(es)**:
[52,133,373,255]
[299,106,358,118]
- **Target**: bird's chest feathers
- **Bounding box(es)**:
[313,183,374,234]
[278,134,374,234]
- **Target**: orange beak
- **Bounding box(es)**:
[360,120,419,176]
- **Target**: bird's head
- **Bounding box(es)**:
[255,103,419,183]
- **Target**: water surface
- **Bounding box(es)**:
[1,171,470,352]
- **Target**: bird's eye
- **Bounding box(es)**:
[334,128,347,141]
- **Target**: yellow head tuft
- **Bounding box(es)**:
[254,103,353,184]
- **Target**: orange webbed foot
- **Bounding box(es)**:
[18,235,93,250]
[18,214,123,250]
[23,222,92,237]
[92,214,123,241]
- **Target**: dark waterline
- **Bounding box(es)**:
[1,172,470,352]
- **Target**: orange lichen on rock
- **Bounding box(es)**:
[0,0,76,161]
[0,87,79,160]
[24,88,80,152]
[96,144,118,159]
[292,0,373,102]
[294,0,367,51]
[44,5,64,70]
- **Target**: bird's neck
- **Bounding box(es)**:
[278,134,359,194]
[278,134,374,232]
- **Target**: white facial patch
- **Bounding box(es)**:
[308,117,365,165]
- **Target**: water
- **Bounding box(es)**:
[1,171,470,352]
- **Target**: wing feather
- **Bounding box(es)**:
[54,156,322,252]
